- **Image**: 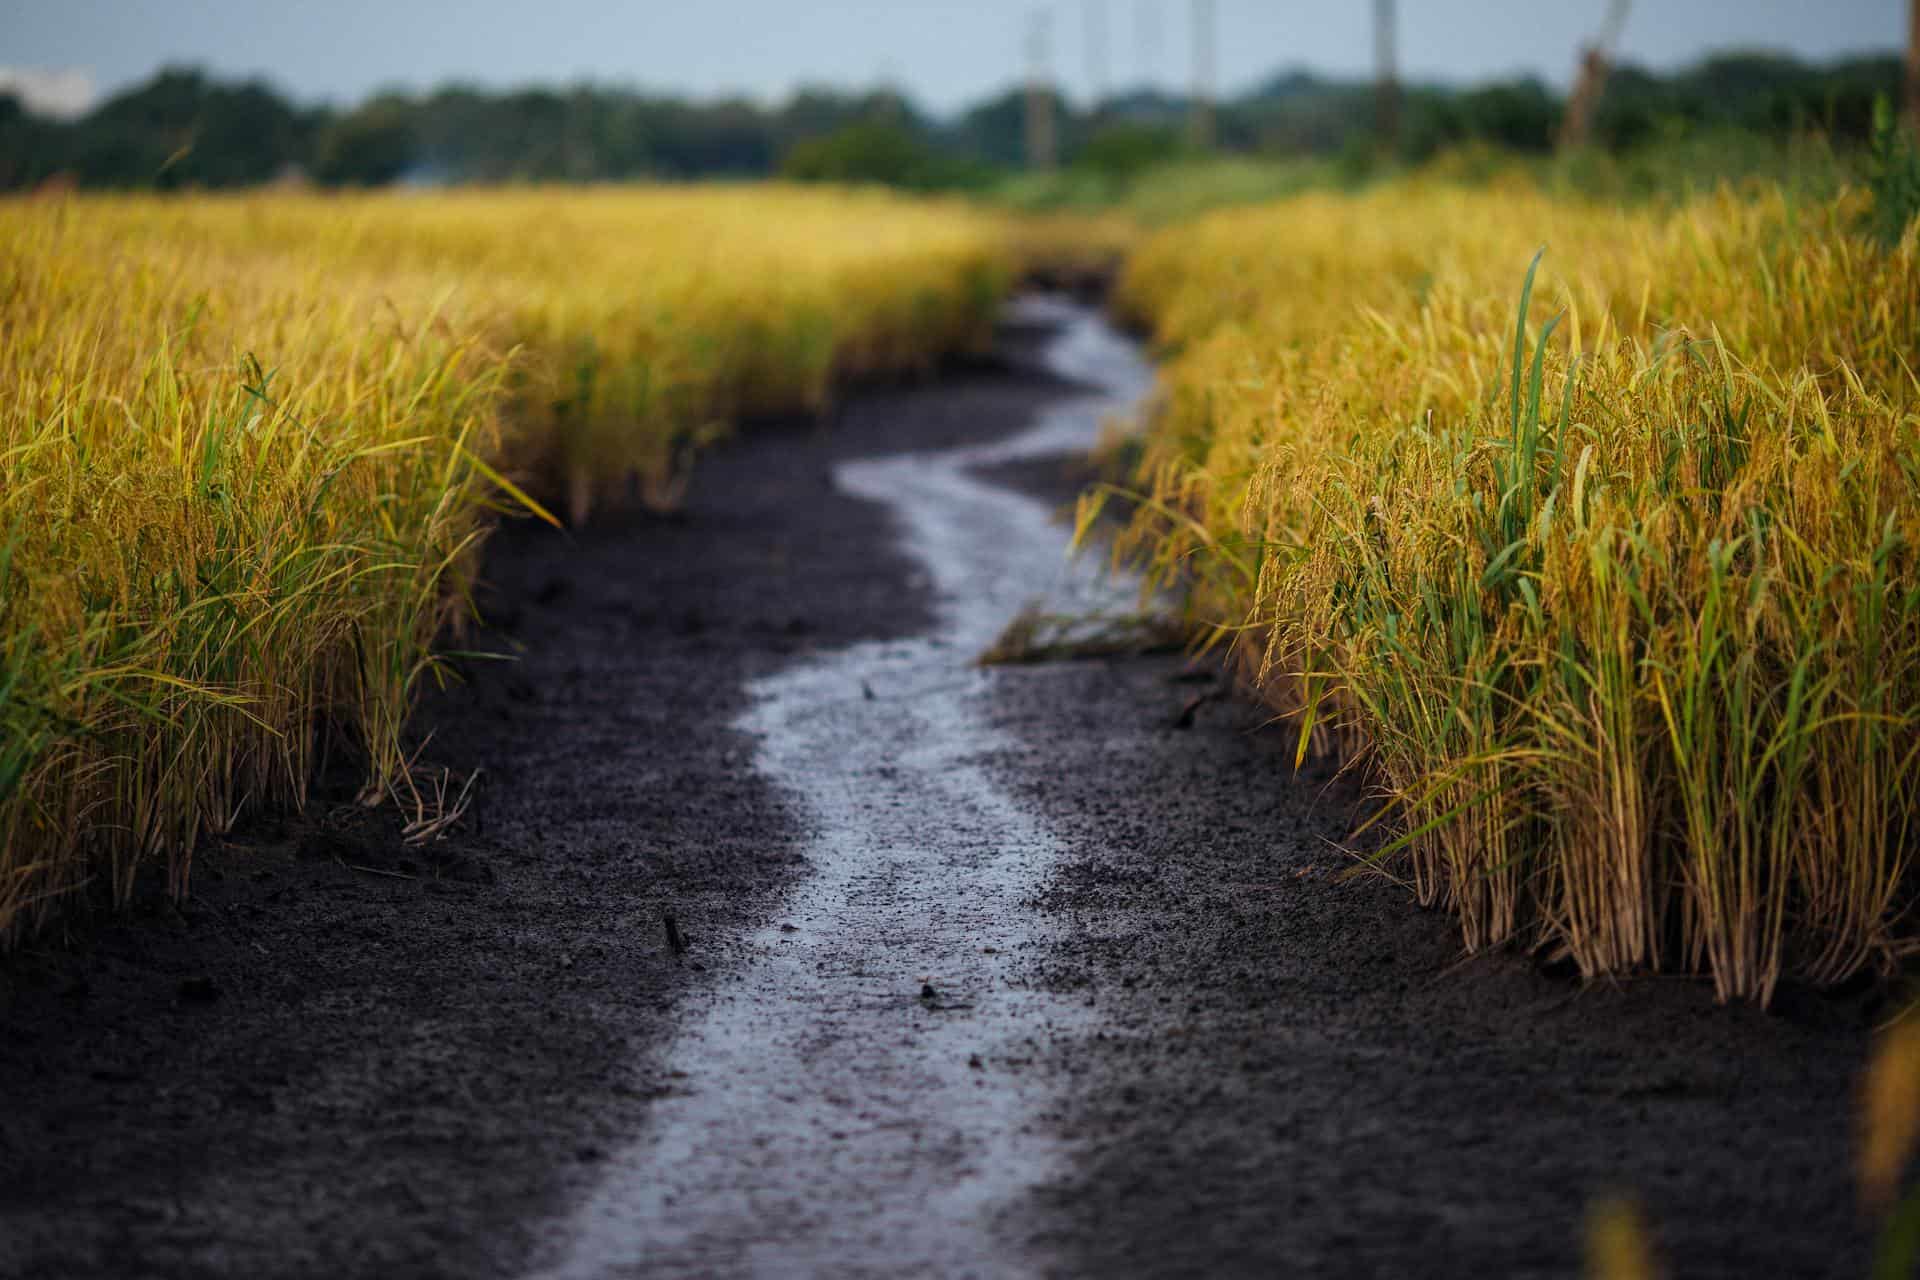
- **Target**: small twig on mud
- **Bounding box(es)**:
[342,860,418,882]
[387,752,483,847]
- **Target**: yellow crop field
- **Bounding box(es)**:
[1102,180,1920,1003]
[0,184,1011,945]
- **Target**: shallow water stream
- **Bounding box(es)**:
[525,298,1151,1278]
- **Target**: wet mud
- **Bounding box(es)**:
[0,305,1095,1279]
[0,297,1880,1279]
[990,657,1876,1277]
[526,297,1150,1277]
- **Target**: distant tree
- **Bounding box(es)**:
[957,87,1087,168]
[1764,55,1899,141]
[782,121,989,190]
[66,67,315,187]
[0,92,67,188]
[783,121,930,186]
[1073,123,1184,182]
[1405,78,1561,157]
[782,86,867,141]
[1101,86,1186,126]
[1225,74,1370,153]
[1869,93,1920,242]
[1591,52,1898,148]
[1588,64,1679,150]
[627,98,774,177]
[0,49,1909,194]
[313,96,417,186]
[1457,79,1562,151]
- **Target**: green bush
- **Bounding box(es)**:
[781,121,988,191]
[1868,95,1920,245]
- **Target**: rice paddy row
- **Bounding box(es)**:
[1100,178,1920,1004]
[0,185,1012,946]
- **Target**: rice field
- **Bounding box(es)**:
[1100,179,1920,1004]
[12,170,1917,1012]
[0,184,1011,947]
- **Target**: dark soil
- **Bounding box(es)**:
[0,301,1882,1279]
[979,494,1880,1275]
[0,327,1088,1280]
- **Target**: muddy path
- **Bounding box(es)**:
[0,297,1881,1279]
[526,296,1150,1278]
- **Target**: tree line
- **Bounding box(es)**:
[0,51,1901,192]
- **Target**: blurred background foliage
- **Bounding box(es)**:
[0,50,1903,204]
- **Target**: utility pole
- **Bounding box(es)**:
[1188,0,1214,149]
[1374,0,1398,151]
[1559,0,1630,150]
[1085,0,1110,119]
[1026,8,1057,170]
[1907,0,1920,136]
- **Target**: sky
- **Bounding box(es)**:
[1,0,1907,119]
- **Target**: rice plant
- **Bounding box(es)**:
[0,184,1012,945]
[1104,179,1920,1003]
